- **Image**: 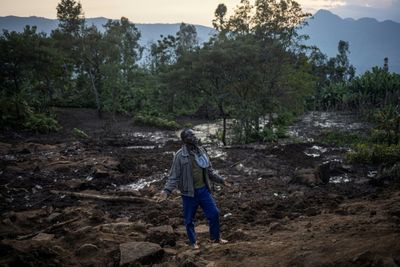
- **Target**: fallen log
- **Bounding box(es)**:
[50,190,156,204]
[17,217,80,240]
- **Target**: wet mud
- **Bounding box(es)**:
[0,109,399,267]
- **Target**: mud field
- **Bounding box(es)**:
[1,108,400,267]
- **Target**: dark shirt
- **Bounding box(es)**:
[191,153,205,189]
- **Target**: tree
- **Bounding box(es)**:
[102,17,142,118]
[327,40,355,83]
[176,23,198,57]
[0,26,64,129]
[56,0,84,37]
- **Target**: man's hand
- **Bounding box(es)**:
[155,191,168,202]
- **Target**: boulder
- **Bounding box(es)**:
[93,167,110,178]
[119,242,163,266]
[146,225,176,247]
[293,168,321,186]
[98,222,137,234]
[76,243,98,257]
[372,257,398,267]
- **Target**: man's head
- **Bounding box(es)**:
[180,128,198,145]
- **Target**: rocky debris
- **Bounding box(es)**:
[96,222,139,234]
[46,212,62,223]
[32,233,54,242]
[176,249,204,267]
[76,243,99,257]
[92,166,110,178]
[2,110,400,267]
[293,168,321,186]
[268,222,285,232]
[149,225,174,234]
[146,225,177,247]
[373,257,399,267]
[316,160,350,184]
[195,224,209,234]
[226,228,253,241]
[119,242,164,266]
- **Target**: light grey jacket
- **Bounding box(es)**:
[163,145,225,197]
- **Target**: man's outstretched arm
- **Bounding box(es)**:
[156,154,181,202]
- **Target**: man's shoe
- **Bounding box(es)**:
[209,238,228,244]
[189,243,200,249]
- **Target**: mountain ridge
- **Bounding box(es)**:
[1,10,399,74]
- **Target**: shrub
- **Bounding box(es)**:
[23,113,61,133]
[347,144,400,165]
[319,130,363,146]
[262,127,278,142]
[133,114,180,130]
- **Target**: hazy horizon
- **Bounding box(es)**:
[0,0,399,26]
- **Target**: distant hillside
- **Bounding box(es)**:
[1,11,399,74]
[301,10,400,74]
[0,16,216,47]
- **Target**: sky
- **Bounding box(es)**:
[0,0,399,25]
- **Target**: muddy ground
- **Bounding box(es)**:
[1,108,399,267]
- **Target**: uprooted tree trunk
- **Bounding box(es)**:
[50,190,156,203]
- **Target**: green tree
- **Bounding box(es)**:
[0,26,63,129]
[102,17,142,118]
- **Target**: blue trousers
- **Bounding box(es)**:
[182,186,220,245]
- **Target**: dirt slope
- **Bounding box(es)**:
[0,108,399,267]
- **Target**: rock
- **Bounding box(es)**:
[195,224,208,234]
[352,250,375,265]
[146,225,177,247]
[293,168,321,186]
[32,233,54,241]
[372,257,398,267]
[46,212,62,223]
[76,243,99,257]
[177,250,201,261]
[18,148,31,154]
[290,191,305,198]
[149,225,174,234]
[305,207,319,216]
[227,228,252,241]
[268,222,284,231]
[93,167,110,178]
[316,162,332,184]
[119,242,163,266]
[52,245,66,255]
[97,222,137,234]
[163,248,178,256]
[260,169,277,177]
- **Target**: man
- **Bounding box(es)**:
[156,128,229,249]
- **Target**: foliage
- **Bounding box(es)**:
[0,0,350,145]
[23,113,61,133]
[133,114,180,130]
[381,163,400,179]
[347,144,400,165]
[318,130,363,147]
[72,128,89,138]
[371,105,400,145]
